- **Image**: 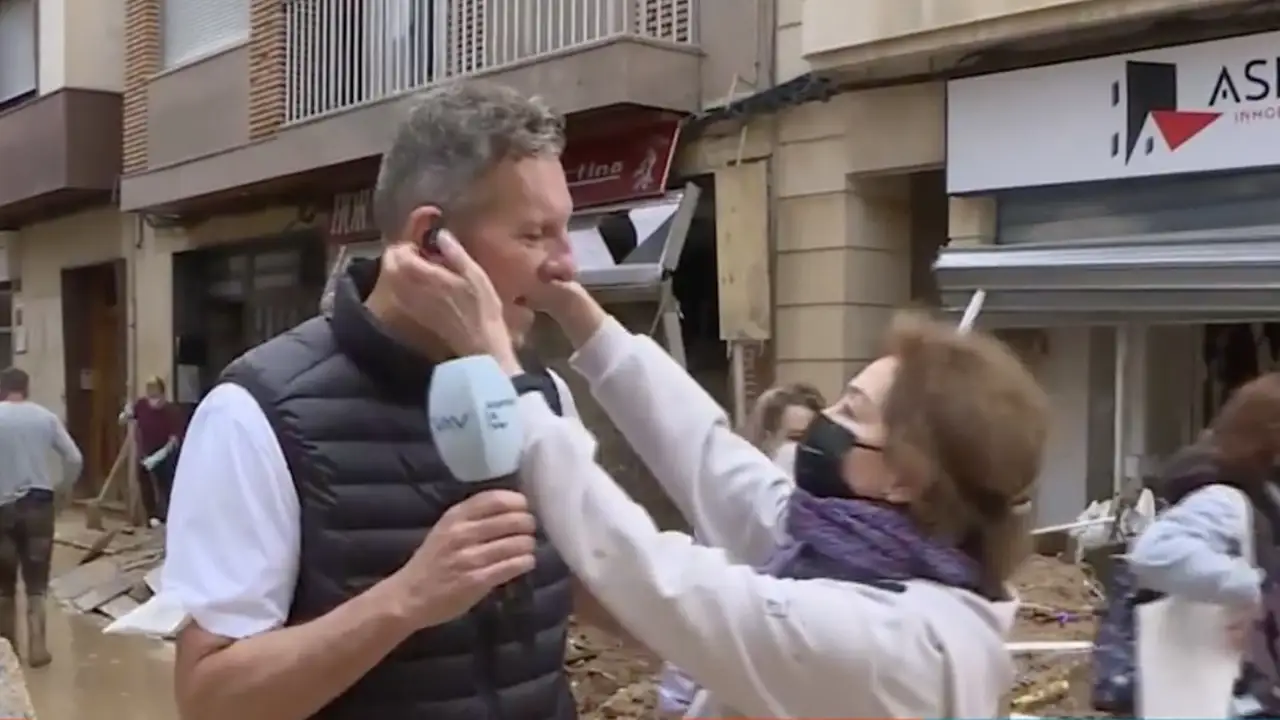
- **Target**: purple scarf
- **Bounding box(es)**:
[762,489,981,591]
[657,490,979,714]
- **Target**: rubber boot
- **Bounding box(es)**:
[25,594,50,668]
[0,596,15,649]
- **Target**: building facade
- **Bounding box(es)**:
[932,7,1280,525]
[13,0,1277,523]
[0,0,128,500]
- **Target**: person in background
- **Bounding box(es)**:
[741,383,826,471]
[120,376,182,527]
[417,241,1050,717]
[0,367,82,667]
[1128,373,1280,718]
[657,381,826,716]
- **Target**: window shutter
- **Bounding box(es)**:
[637,0,691,43]
[162,0,251,68]
[442,0,486,76]
[0,0,36,103]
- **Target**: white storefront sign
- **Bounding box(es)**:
[947,31,1280,193]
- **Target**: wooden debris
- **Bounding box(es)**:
[78,527,123,565]
[1012,679,1070,712]
[50,525,164,626]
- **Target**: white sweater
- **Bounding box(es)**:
[515,317,1020,718]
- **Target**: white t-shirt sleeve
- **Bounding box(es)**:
[107,383,300,640]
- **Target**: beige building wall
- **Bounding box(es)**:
[38,0,127,94]
[798,0,1225,73]
[12,209,132,415]
[770,84,946,399]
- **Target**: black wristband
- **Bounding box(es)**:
[510,373,549,402]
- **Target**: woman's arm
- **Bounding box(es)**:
[568,316,791,566]
[516,392,926,718]
[1128,484,1262,606]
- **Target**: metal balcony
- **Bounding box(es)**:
[284,0,696,123]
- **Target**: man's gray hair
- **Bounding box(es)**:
[373,80,566,237]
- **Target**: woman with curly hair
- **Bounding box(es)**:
[417,237,1049,717]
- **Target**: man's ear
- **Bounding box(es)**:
[400,206,445,248]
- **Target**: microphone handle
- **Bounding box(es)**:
[463,477,536,648]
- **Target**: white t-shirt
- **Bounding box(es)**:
[114,372,576,639]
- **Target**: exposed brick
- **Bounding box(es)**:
[122,0,160,173]
[248,0,286,139]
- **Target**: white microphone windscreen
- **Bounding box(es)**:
[427,356,524,483]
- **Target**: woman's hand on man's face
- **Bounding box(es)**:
[382,234,515,365]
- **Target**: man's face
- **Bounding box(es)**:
[458,156,575,345]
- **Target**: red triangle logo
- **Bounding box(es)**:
[1150,110,1221,151]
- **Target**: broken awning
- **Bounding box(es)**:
[569,184,700,300]
[320,183,701,314]
[935,227,1280,325]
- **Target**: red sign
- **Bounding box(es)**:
[562,118,681,209]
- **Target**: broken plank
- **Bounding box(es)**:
[1006,640,1094,654]
[70,567,148,614]
[49,557,120,605]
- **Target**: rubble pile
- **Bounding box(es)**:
[567,623,662,719]
[1007,554,1106,717]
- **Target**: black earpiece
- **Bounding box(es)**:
[420,216,444,257]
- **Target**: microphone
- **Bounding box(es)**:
[427,355,535,646]
[429,355,524,485]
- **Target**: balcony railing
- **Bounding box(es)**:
[284,0,696,124]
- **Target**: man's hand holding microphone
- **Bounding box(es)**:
[379,233,537,631]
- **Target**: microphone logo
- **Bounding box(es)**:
[432,414,470,432]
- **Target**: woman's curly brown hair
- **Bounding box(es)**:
[1209,372,1280,482]
[880,312,1049,597]
[741,383,826,454]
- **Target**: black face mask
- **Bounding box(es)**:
[794,414,859,500]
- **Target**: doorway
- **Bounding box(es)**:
[61,261,127,501]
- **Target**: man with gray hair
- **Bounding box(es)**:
[121,80,619,720]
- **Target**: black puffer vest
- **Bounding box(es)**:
[221,258,575,720]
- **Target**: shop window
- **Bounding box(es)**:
[173,235,325,401]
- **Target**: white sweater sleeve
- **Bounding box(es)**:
[516,392,924,718]
[568,317,792,566]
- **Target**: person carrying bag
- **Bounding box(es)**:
[1126,374,1280,718]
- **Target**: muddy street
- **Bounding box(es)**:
[24,545,176,720]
